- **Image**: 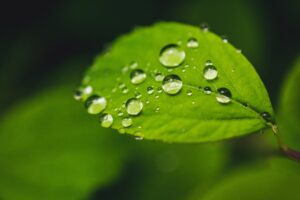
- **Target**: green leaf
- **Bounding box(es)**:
[0,85,128,200]
[196,158,300,200]
[279,56,300,149]
[80,22,274,143]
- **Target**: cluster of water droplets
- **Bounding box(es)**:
[74,27,274,136]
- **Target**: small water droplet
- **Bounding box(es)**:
[162,74,183,95]
[85,95,107,114]
[187,38,199,48]
[204,65,218,80]
[182,69,186,73]
[126,98,143,115]
[186,90,193,96]
[155,73,165,82]
[99,113,113,128]
[112,87,117,93]
[147,86,154,94]
[122,66,129,73]
[119,128,126,134]
[122,118,132,128]
[200,23,209,32]
[135,136,144,140]
[130,69,147,84]
[135,91,142,99]
[118,110,124,116]
[119,83,126,89]
[159,44,186,68]
[145,99,150,104]
[221,35,228,43]
[236,49,242,53]
[184,64,190,68]
[261,112,273,123]
[216,88,232,104]
[155,107,160,113]
[155,95,160,99]
[203,86,212,94]
[205,60,213,66]
[122,87,129,94]
[192,101,195,105]
[157,87,163,93]
[129,62,138,69]
[73,90,82,101]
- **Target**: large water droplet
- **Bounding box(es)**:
[85,95,107,114]
[155,73,165,82]
[216,88,232,104]
[130,69,147,84]
[162,74,183,95]
[159,44,185,68]
[203,65,218,80]
[147,86,154,94]
[187,38,199,48]
[99,113,113,128]
[122,118,132,128]
[126,98,143,115]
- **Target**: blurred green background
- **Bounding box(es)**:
[0,0,299,199]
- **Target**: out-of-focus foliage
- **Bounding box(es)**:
[0,85,129,200]
[279,56,300,149]
[194,158,300,200]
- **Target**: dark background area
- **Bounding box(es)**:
[0,0,299,114]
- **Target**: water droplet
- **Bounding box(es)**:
[159,44,185,68]
[85,95,107,114]
[135,92,142,99]
[122,87,129,94]
[192,101,195,105]
[135,136,144,141]
[157,87,163,93]
[99,113,113,128]
[182,69,186,73]
[155,73,165,82]
[184,64,190,68]
[200,23,209,32]
[73,90,82,101]
[145,100,150,104]
[130,69,147,84]
[236,49,242,53]
[205,60,213,66]
[122,66,129,73]
[187,38,199,48]
[261,112,273,123]
[216,88,232,104]
[119,128,126,134]
[147,86,154,94]
[122,117,132,128]
[126,98,143,115]
[203,86,212,94]
[155,107,160,113]
[119,83,126,89]
[118,110,124,116]
[186,90,193,96]
[129,62,138,69]
[162,74,183,95]
[155,95,160,99]
[203,65,218,80]
[221,35,228,43]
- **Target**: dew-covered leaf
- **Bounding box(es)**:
[0,85,128,200]
[279,56,300,149]
[79,22,274,143]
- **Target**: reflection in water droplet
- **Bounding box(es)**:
[130,69,147,84]
[122,118,132,128]
[162,74,183,95]
[203,86,212,94]
[216,88,232,104]
[187,90,193,96]
[204,65,218,80]
[147,86,154,94]
[187,38,199,48]
[99,114,113,128]
[155,73,165,82]
[126,98,143,115]
[159,44,185,68]
[85,95,107,114]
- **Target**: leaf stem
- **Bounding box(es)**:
[272,124,300,162]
